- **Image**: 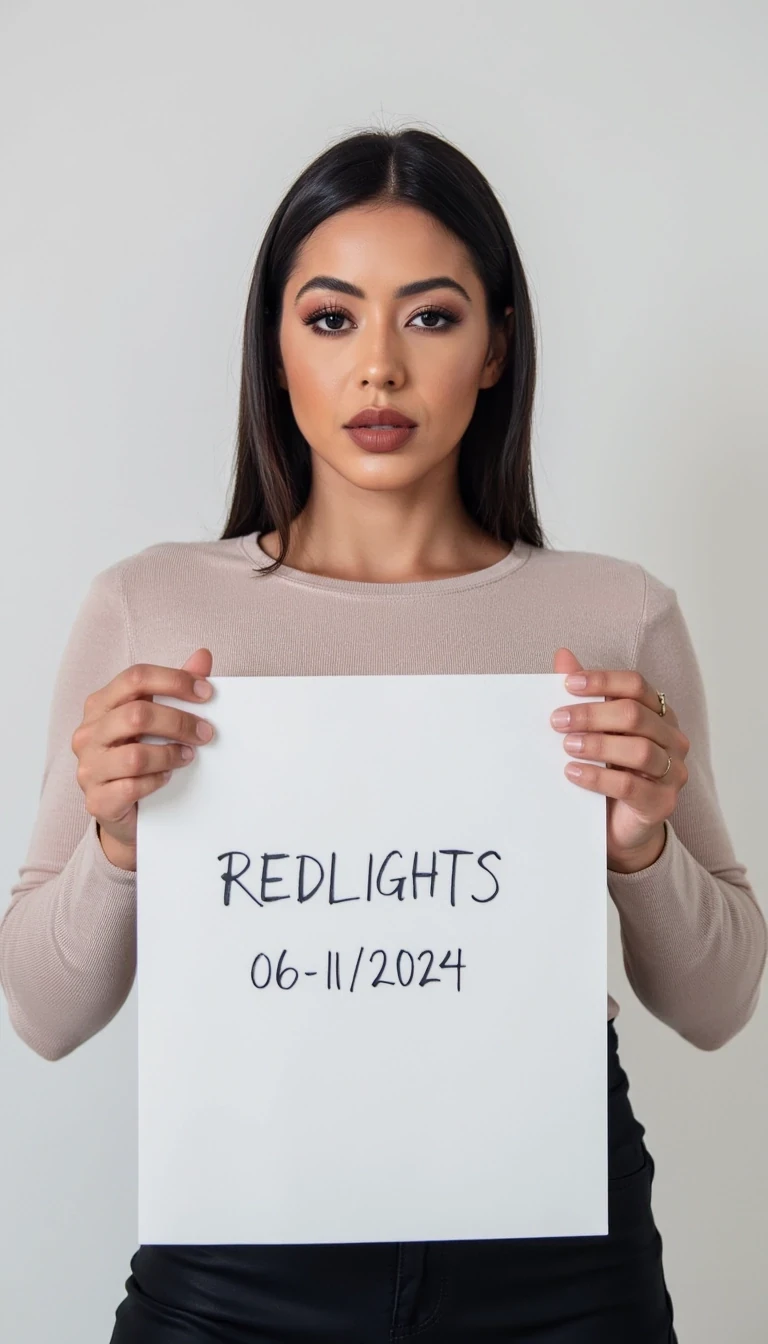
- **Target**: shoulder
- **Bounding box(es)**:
[525,542,676,613]
[519,543,681,668]
[87,535,249,602]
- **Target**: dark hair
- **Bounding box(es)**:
[219,123,546,574]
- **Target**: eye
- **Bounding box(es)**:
[408,306,460,331]
[301,303,461,337]
[302,303,351,336]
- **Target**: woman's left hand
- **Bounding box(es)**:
[550,648,691,873]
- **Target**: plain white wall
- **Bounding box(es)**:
[2,1,766,1340]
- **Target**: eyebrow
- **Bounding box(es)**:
[293,274,472,305]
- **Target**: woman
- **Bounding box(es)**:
[2,126,765,1342]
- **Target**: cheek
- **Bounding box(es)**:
[281,349,342,427]
[426,346,486,406]
[434,335,483,371]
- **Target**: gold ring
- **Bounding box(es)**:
[656,690,667,716]
[659,755,672,778]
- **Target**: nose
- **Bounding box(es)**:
[354,318,406,389]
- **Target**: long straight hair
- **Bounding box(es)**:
[219,125,547,574]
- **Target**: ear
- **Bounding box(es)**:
[267,324,288,389]
[478,305,514,390]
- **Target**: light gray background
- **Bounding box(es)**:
[1,2,766,1340]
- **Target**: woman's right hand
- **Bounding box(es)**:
[70,648,215,870]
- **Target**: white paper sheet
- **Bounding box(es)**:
[137,674,606,1244]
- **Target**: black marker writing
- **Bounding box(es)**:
[249,946,467,992]
[217,847,502,908]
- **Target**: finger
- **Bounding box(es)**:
[90,698,214,751]
[562,671,689,748]
[89,771,172,822]
[562,758,677,809]
[82,662,213,724]
[562,730,685,783]
[551,696,683,751]
[87,739,196,786]
[564,669,662,715]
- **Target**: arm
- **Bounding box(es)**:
[0,564,138,1060]
[607,568,767,1050]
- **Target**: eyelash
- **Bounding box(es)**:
[302,302,461,337]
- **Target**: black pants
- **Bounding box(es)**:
[110,1020,678,1342]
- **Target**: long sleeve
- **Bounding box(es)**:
[6,534,764,1061]
[607,568,766,1050]
[0,563,138,1060]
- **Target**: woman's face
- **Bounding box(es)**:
[275,201,511,493]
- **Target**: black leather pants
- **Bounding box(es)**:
[110,1019,678,1342]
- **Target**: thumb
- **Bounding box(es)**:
[553,646,584,676]
[181,647,213,680]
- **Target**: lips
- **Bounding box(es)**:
[345,430,415,455]
[344,407,417,428]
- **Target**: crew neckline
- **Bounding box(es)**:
[238,531,532,597]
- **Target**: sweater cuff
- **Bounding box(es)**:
[86,814,137,885]
[607,819,674,895]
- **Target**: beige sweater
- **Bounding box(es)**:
[2,533,765,1060]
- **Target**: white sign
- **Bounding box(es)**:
[137,674,607,1245]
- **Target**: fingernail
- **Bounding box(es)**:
[194,679,212,698]
[565,675,587,690]
[180,745,195,760]
[564,734,584,752]
[551,709,571,728]
[197,721,214,741]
